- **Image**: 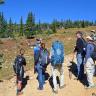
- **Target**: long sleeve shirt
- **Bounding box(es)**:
[85,43,94,63]
[74,38,84,54]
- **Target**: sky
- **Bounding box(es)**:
[0,0,96,23]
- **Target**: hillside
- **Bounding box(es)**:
[0,26,96,96]
[0,26,96,80]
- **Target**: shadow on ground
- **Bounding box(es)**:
[68,61,88,86]
[49,76,60,89]
[21,76,29,91]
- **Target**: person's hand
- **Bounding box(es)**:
[34,66,37,74]
[72,52,75,62]
[84,69,86,74]
[84,65,87,74]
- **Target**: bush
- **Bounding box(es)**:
[46,30,54,35]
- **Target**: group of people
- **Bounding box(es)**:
[33,39,65,93]
[74,31,96,88]
[13,31,96,96]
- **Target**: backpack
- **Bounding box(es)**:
[34,46,41,64]
[39,48,50,66]
[13,55,25,76]
[51,41,64,66]
[91,44,96,60]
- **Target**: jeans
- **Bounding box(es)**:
[86,58,95,87]
[51,64,64,91]
[76,53,84,79]
[35,64,45,89]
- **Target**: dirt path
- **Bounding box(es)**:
[0,55,96,96]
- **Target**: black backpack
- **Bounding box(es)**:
[13,55,25,76]
[91,44,96,60]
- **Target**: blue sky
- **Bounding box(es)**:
[0,0,96,23]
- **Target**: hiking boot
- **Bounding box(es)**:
[60,84,66,89]
[53,89,58,94]
[74,77,79,80]
[92,93,96,96]
[37,87,43,90]
[17,91,23,96]
[85,85,96,89]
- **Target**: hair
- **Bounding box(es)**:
[41,43,45,47]
[76,31,83,36]
[19,48,25,54]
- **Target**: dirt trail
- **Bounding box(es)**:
[0,55,96,96]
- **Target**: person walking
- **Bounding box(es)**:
[33,38,42,73]
[35,43,50,90]
[13,49,26,96]
[74,31,86,80]
[50,40,65,93]
[85,36,96,89]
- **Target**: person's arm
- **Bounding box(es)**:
[23,57,27,71]
[72,45,77,61]
[85,44,93,62]
[50,47,53,59]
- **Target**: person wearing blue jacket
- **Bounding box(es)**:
[35,43,49,90]
[85,36,96,89]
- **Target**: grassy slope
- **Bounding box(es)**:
[0,26,96,80]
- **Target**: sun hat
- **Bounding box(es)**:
[86,36,93,41]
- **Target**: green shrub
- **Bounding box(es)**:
[46,30,54,35]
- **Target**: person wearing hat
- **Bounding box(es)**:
[91,30,96,41]
[85,36,96,89]
[74,31,86,80]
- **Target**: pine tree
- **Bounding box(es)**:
[26,12,35,37]
[81,20,85,28]
[51,20,57,33]
[8,18,13,37]
[36,20,42,34]
[0,0,4,4]
[13,22,17,33]
[19,16,24,36]
[0,12,7,38]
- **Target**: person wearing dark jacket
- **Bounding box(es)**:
[14,49,26,96]
[74,31,86,80]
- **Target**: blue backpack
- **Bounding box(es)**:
[51,41,64,66]
[34,45,41,64]
[39,48,50,66]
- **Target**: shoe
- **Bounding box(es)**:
[92,93,96,96]
[60,84,66,89]
[53,89,58,94]
[85,85,96,89]
[17,92,23,96]
[37,87,43,90]
[74,77,79,80]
